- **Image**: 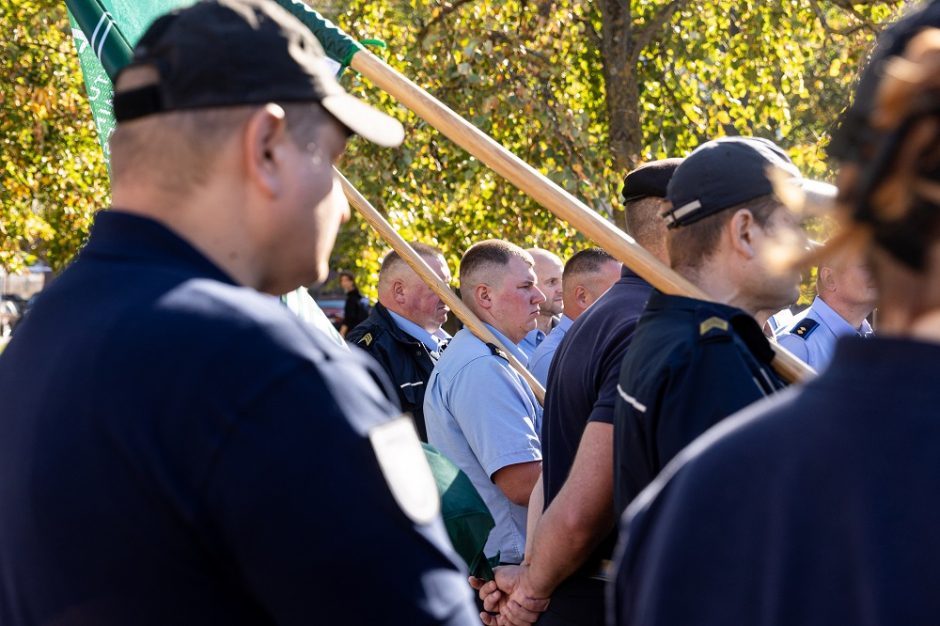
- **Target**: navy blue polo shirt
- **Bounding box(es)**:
[613,291,786,515]
[540,266,652,575]
[0,211,476,626]
[611,337,940,625]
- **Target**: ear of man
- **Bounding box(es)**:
[243,103,290,200]
[474,282,494,312]
[728,209,759,260]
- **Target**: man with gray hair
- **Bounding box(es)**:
[425,240,546,567]
[348,243,453,440]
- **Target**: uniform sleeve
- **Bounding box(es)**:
[591,322,639,424]
[777,332,810,364]
[655,339,768,470]
[448,358,542,478]
[202,364,477,626]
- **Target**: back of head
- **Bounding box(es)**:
[109,0,403,197]
[563,248,618,283]
[621,158,682,262]
[664,137,796,272]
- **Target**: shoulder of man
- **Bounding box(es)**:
[786,317,821,341]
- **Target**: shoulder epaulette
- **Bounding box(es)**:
[790,318,819,340]
[485,342,509,362]
[699,316,729,336]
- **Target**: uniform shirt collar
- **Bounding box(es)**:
[83,210,237,285]
[555,314,574,332]
[485,323,529,365]
[387,309,451,352]
[813,296,873,337]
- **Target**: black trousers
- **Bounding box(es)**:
[537,576,606,626]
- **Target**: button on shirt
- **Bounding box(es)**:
[424,325,543,564]
[528,314,574,387]
[777,296,874,371]
[614,291,787,516]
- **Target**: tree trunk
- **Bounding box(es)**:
[599,0,640,172]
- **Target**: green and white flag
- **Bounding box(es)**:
[66,0,192,162]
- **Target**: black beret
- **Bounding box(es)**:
[621,158,683,203]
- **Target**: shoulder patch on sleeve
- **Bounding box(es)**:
[699,316,729,336]
[791,318,819,340]
[369,417,440,525]
[358,333,373,347]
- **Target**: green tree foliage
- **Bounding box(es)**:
[328,0,901,296]
[0,0,903,295]
[1,0,109,272]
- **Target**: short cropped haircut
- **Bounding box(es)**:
[459,240,533,290]
[623,196,669,250]
[667,194,780,271]
[379,243,444,277]
[377,243,445,289]
[563,248,618,281]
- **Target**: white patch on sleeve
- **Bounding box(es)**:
[616,384,647,413]
[369,417,440,525]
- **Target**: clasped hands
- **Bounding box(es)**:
[469,564,550,626]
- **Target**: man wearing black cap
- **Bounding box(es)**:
[611,5,940,625]
[0,2,477,625]
[473,158,679,626]
[611,136,803,518]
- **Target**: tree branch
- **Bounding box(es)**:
[629,0,694,67]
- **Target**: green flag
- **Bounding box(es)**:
[65,0,192,162]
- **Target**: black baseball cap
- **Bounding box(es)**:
[663,136,799,228]
[621,158,683,203]
[112,0,404,147]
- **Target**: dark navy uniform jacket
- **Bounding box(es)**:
[613,291,786,515]
[541,267,652,577]
[347,302,440,441]
[0,211,476,626]
[611,337,940,626]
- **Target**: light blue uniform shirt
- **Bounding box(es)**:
[528,314,574,387]
[386,309,450,354]
[777,296,874,371]
[424,324,543,564]
[519,328,545,360]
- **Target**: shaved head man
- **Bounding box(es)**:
[521,248,564,358]
[348,243,453,440]
[528,248,622,386]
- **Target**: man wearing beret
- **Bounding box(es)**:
[0,2,478,624]
[612,136,804,517]
[473,158,679,626]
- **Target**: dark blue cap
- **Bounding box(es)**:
[622,158,683,203]
[664,137,799,228]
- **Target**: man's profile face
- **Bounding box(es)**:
[280,114,349,287]
[487,257,546,343]
[749,203,805,310]
[403,255,451,332]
